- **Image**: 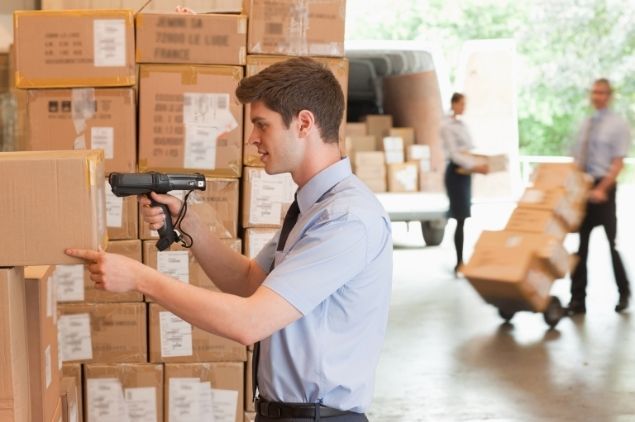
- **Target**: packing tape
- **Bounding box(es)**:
[72,88,96,136]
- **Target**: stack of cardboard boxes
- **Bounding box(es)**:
[3,1,348,421]
[462,163,591,313]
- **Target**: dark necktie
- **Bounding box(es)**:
[252,196,300,400]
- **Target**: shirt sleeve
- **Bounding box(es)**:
[262,214,368,316]
[254,230,281,274]
[441,123,476,169]
[612,118,631,159]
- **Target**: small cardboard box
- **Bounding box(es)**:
[243,55,348,166]
[247,0,345,57]
[0,150,107,266]
[84,363,163,422]
[57,302,147,364]
[353,151,385,169]
[345,122,366,137]
[365,115,393,150]
[14,10,136,88]
[358,176,387,193]
[382,136,405,164]
[106,179,139,240]
[0,268,29,422]
[138,64,243,177]
[149,303,247,363]
[243,228,278,259]
[505,208,568,242]
[143,238,241,293]
[531,162,592,203]
[389,127,415,150]
[136,12,247,65]
[24,265,61,422]
[140,177,239,240]
[18,88,137,175]
[164,362,244,422]
[241,167,297,228]
[517,187,583,231]
[387,162,418,192]
[456,153,508,174]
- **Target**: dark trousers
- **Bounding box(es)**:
[255,414,368,422]
[571,183,630,302]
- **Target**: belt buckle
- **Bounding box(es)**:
[259,400,282,418]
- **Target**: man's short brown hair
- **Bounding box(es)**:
[236,57,344,143]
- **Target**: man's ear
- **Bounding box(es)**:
[296,110,315,138]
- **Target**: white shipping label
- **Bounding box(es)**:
[183,124,219,170]
[159,312,193,358]
[57,326,64,370]
[249,172,284,225]
[169,378,201,422]
[394,166,417,191]
[199,382,215,422]
[211,389,238,422]
[45,345,52,389]
[125,387,157,422]
[248,231,276,259]
[91,127,115,160]
[54,265,85,302]
[157,251,190,283]
[183,93,237,130]
[94,19,127,67]
[58,313,93,362]
[87,378,129,422]
[106,181,124,228]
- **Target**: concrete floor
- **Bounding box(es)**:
[368,187,635,421]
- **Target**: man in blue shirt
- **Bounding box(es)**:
[568,78,631,315]
[67,58,393,421]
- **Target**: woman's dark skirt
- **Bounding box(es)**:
[444,161,472,220]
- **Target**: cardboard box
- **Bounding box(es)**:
[345,135,376,158]
[0,268,29,422]
[505,208,568,242]
[243,55,349,166]
[458,152,508,174]
[18,88,137,174]
[387,162,418,192]
[165,362,244,422]
[531,162,592,202]
[247,0,345,57]
[389,127,415,149]
[62,364,83,422]
[353,151,385,169]
[14,10,136,88]
[241,167,297,228]
[0,150,107,266]
[149,303,247,363]
[0,53,9,93]
[243,228,277,259]
[245,411,256,422]
[345,122,366,137]
[462,231,564,313]
[60,377,80,422]
[24,265,61,422]
[245,349,254,412]
[138,64,243,177]
[407,144,431,165]
[143,238,241,293]
[136,12,247,65]
[52,398,63,422]
[84,363,163,422]
[365,115,393,150]
[517,187,583,231]
[58,302,147,364]
[383,136,405,164]
[41,0,245,12]
[106,179,139,240]
[358,176,387,193]
[140,177,239,240]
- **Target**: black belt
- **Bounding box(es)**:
[256,398,354,419]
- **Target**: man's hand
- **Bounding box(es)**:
[65,248,150,293]
[473,163,490,175]
[588,187,608,203]
[139,192,183,231]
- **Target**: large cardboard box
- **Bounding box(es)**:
[18,88,137,174]
[143,238,241,293]
[243,55,349,166]
[0,150,107,266]
[58,302,147,364]
[241,167,296,228]
[136,13,247,65]
[106,179,139,240]
[138,64,244,177]
[14,10,136,88]
[531,162,592,202]
[140,177,239,240]
[41,0,245,12]
[505,208,568,242]
[247,0,345,57]
[24,265,61,422]
[60,377,80,422]
[62,364,83,422]
[84,363,163,422]
[243,228,277,259]
[164,362,244,422]
[149,303,247,363]
[0,268,29,422]
[387,162,418,193]
[462,231,567,312]
[517,187,583,231]
[55,240,143,304]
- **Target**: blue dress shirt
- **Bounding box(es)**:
[254,157,393,413]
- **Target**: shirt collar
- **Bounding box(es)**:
[594,108,610,119]
[296,157,352,214]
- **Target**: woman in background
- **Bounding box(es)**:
[441,93,489,276]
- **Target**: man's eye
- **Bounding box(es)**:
[256,122,266,130]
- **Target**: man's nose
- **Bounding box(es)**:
[248,129,260,146]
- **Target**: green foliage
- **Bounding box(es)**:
[346,0,635,156]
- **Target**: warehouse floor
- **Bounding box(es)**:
[369,186,635,422]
